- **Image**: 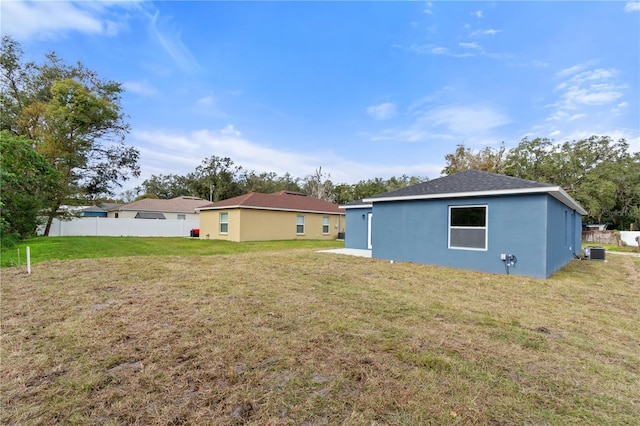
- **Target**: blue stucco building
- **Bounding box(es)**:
[342,170,586,279]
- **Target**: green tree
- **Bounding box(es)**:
[302,167,335,202]
[187,155,242,201]
[0,131,60,245]
[443,143,507,175]
[237,170,302,194]
[482,135,639,229]
[139,174,191,199]
[1,36,140,235]
[503,137,561,182]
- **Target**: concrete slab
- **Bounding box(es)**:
[317,248,372,258]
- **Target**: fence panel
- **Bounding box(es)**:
[39,218,199,237]
[582,230,640,247]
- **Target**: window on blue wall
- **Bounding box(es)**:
[449,205,488,250]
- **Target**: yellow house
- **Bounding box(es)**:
[197,191,345,242]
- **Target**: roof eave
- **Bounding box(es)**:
[114,208,199,214]
[363,187,587,215]
[363,187,554,203]
[550,188,588,215]
[196,205,344,215]
[340,203,373,209]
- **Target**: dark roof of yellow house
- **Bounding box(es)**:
[197,191,343,214]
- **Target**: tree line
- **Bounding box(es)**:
[442,136,640,230]
[130,159,428,206]
[1,36,638,246]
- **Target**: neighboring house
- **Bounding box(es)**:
[107,196,210,220]
[197,190,345,242]
[342,170,587,279]
[80,205,108,218]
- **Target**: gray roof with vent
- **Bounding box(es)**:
[358,170,587,215]
[135,212,166,219]
[367,170,553,199]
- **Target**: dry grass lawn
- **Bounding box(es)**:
[2,249,639,425]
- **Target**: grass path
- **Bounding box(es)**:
[0,236,343,267]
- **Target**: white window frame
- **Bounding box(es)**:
[177,214,186,220]
[219,212,229,234]
[322,216,330,234]
[448,205,488,251]
[296,215,305,235]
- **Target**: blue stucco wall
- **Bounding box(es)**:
[544,196,582,277]
[370,194,569,278]
[344,207,372,249]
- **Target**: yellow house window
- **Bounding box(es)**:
[220,212,229,233]
[322,216,330,234]
[296,215,305,234]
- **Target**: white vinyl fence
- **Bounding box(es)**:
[620,231,640,247]
[39,217,200,237]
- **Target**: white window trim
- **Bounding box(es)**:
[219,212,229,234]
[448,204,488,251]
[296,215,305,235]
[322,216,330,234]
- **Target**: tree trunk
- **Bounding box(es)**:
[43,212,54,237]
[43,201,61,237]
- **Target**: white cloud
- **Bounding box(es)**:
[421,105,510,134]
[197,96,215,106]
[424,2,433,14]
[408,44,474,58]
[1,0,104,40]
[563,84,625,107]
[123,80,157,96]
[459,42,482,50]
[555,62,596,79]
[367,102,398,120]
[0,0,142,40]
[531,60,549,68]
[367,104,510,145]
[473,10,483,18]
[471,28,501,37]
[431,46,449,55]
[552,66,627,111]
[540,62,632,149]
[128,125,444,188]
[625,2,640,12]
[146,10,199,73]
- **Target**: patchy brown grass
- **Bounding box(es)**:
[2,250,639,425]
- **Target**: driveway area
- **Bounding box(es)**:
[317,248,372,258]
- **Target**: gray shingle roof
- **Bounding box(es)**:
[358,170,587,215]
[135,212,167,219]
[367,170,553,199]
[111,196,210,213]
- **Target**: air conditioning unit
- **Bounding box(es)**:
[584,246,606,261]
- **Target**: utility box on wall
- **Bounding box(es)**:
[584,246,606,261]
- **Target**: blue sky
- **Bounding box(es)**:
[2,1,639,194]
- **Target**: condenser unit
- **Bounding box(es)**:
[584,246,606,261]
